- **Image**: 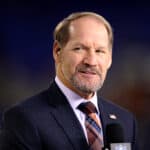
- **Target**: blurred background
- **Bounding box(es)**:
[0,1,150,149]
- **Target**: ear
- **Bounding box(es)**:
[53,40,61,63]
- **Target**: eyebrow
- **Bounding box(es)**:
[73,42,106,50]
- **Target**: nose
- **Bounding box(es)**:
[83,51,97,66]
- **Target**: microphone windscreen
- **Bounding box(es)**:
[106,123,124,144]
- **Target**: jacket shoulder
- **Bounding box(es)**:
[99,97,136,120]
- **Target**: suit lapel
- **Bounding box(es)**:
[98,98,120,146]
[47,82,88,150]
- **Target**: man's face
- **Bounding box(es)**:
[54,17,112,99]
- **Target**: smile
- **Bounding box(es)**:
[78,70,98,78]
[80,70,96,75]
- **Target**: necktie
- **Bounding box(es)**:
[78,102,103,150]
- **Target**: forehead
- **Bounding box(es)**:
[71,15,103,24]
[68,16,109,45]
[69,16,108,36]
[70,16,106,29]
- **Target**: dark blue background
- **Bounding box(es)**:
[1,1,150,149]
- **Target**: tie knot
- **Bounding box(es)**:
[78,102,97,115]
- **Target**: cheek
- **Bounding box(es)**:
[61,56,78,76]
[98,57,111,72]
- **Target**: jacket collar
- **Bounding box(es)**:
[47,81,89,150]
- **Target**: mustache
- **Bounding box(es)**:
[77,65,101,76]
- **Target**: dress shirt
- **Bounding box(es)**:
[55,76,101,141]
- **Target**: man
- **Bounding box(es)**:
[0,12,138,150]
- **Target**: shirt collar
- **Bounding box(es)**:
[55,76,99,113]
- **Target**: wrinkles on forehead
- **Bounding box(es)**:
[65,17,110,51]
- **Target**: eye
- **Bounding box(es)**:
[73,47,82,51]
[95,49,105,53]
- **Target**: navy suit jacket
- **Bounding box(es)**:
[0,81,138,150]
